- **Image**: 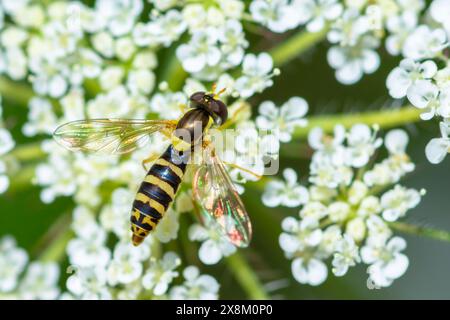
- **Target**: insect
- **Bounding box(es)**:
[53,89,254,248]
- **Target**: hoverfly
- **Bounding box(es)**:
[53,88,253,248]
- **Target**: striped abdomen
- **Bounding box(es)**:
[130,145,190,246]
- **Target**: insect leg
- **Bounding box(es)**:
[218,102,248,130]
[223,161,263,179]
[142,153,160,171]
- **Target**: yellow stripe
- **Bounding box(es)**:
[155,158,184,179]
[171,136,192,152]
[132,209,158,229]
[131,223,151,237]
[144,175,175,199]
[135,193,165,215]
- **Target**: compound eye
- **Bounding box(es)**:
[189,91,206,104]
[210,100,228,125]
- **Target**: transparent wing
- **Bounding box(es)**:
[192,145,252,248]
[53,119,177,155]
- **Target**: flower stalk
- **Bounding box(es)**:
[389,221,450,243]
[37,214,73,263]
[0,77,34,107]
[225,252,269,300]
[294,106,421,139]
[269,27,328,66]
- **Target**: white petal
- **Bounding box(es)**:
[425,138,449,164]
[406,80,438,109]
[386,67,410,98]
[199,240,222,265]
[387,236,407,252]
[283,168,298,185]
[383,254,409,279]
[336,61,363,85]
[306,259,328,286]
[385,129,409,154]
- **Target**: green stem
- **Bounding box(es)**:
[7,164,37,193]
[8,142,46,162]
[225,252,269,300]
[389,221,450,243]
[0,77,34,107]
[36,213,73,263]
[39,229,73,263]
[269,27,328,67]
[294,106,421,139]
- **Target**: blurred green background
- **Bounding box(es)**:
[1,22,449,300]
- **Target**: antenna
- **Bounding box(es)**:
[211,83,226,99]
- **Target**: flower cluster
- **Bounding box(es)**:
[0,0,311,299]
[249,0,424,85]
[249,0,450,165]
[0,96,15,194]
[0,236,60,299]
[386,0,450,164]
[263,124,423,287]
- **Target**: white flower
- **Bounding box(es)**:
[318,225,342,256]
[291,257,328,286]
[402,25,448,60]
[99,66,124,91]
[327,201,350,222]
[386,59,437,99]
[189,221,236,265]
[0,236,28,292]
[176,30,221,73]
[385,12,418,55]
[293,0,343,32]
[430,0,450,35]
[67,226,111,268]
[250,0,300,33]
[234,53,275,98]
[279,217,322,256]
[308,125,346,165]
[0,128,14,155]
[365,215,392,247]
[154,209,180,243]
[217,20,248,68]
[332,235,360,276]
[438,89,450,118]
[384,129,409,154]
[406,80,439,120]
[327,8,369,46]
[66,266,111,300]
[97,0,143,37]
[262,168,309,208]
[381,185,421,221]
[361,236,409,287]
[142,252,181,296]
[22,97,58,137]
[127,69,155,95]
[91,31,115,58]
[169,266,219,300]
[107,242,149,286]
[425,121,450,164]
[345,124,382,167]
[327,35,380,85]
[18,262,60,300]
[346,217,366,242]
[300,202,328,221]
[134,9,186,47]
[150,91,186,120]
[256,97,308,142]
